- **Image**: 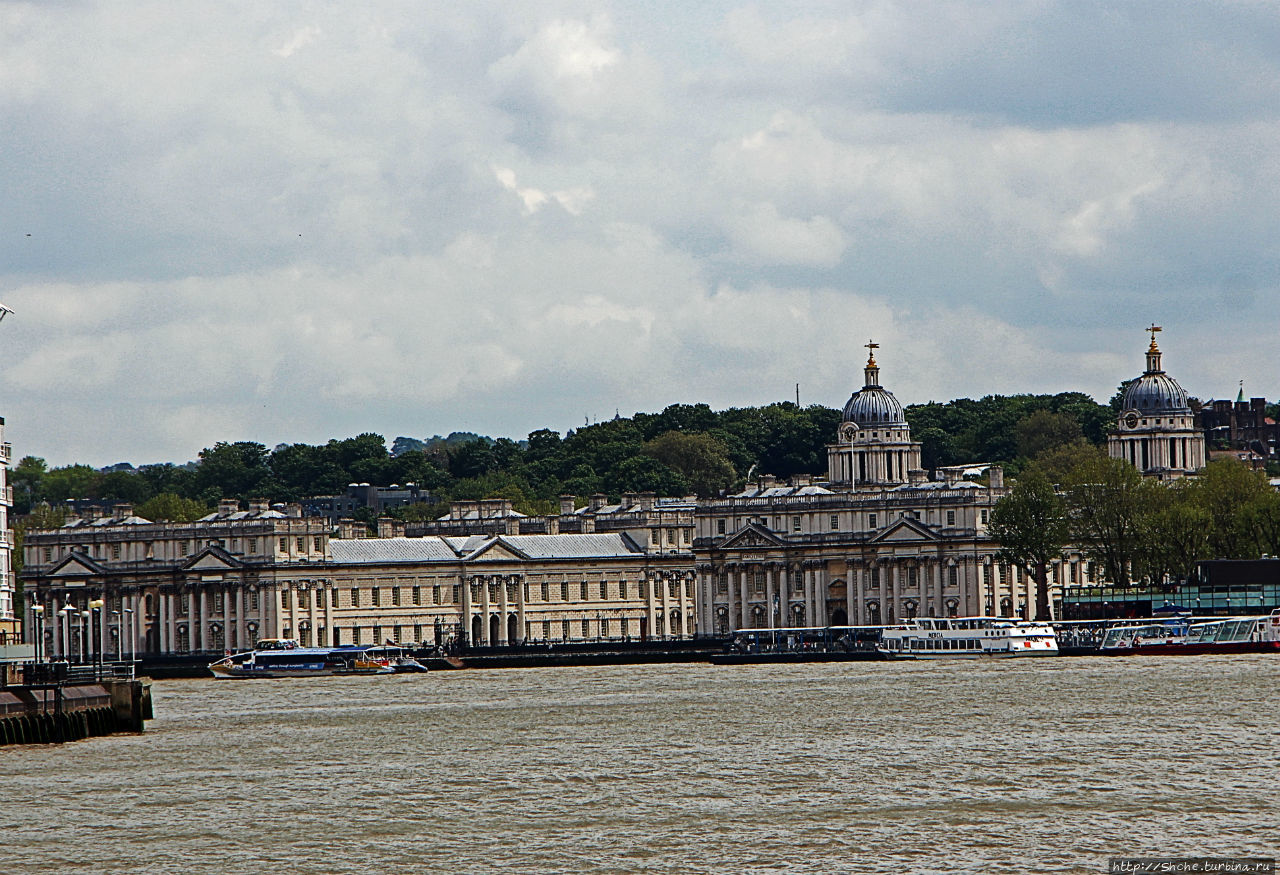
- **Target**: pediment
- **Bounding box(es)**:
[870,517,940,544]
[466,539,530,562]
[48,553,105,578]
[182,546,242,571]
[719,523,786,550]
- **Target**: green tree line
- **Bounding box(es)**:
[12,393,1115,522]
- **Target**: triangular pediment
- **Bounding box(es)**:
[719,523,786,549]
[466,538,531,562]
[181,545,242,571]
[870,517,940,544]
[48,552,105,578]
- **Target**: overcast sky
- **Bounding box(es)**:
[3,1,1278,467]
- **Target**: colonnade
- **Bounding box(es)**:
[697,554,1056,633]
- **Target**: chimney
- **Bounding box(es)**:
[580,516,595,534]
[988,465,1004,489]
[622,492,637,509]
[589,493,607,512]
[638,492,655,512]
[504,516,520,536]
[218,499,239,516]
[942,467,961,487]
[337,519,360,540]
[248,498,270,514]
[545,515,560,535]
[559,495,576,516]
[113,503,134,519]
[908,469,926,486]
[376,517,404,538]
[285,503,303,519]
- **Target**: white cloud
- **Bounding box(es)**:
[2,1,1280,466]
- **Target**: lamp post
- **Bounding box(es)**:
[123,608,135,663]
[111,610,122,662]
[59,605,76,661]
[78,610,89,664]
[31,604,45,664]
[89,599,104,673]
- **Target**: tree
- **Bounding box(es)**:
[10,456,47,514]
[1191,459,1271,559]
[137,493,209,523]
[641,431,736,496]
[1134,479,1211,584]
[988,470,1069,620]
[1062,454,1148,586]
[196,442,273,500]
[1015,410,1083,460]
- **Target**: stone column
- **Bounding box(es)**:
[516,575,526,643]
[845,560,857,625]
[891,562,903,624]
[680,573,692,637]
[854,565,866,625]
[805,565,817,626]
[480,576,492,645]
[765,564,777,629]
[936,560,945,618]
[660,571,671,639]
[461,575,473,645]
[323,582,334,647]
[646,572,658,638]
[498,575,509,644]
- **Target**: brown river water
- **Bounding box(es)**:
[2,656,1278,874]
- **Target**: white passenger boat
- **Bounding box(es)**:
[877,617,1059,658]
[209,638,398,678]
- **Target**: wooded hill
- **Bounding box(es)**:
[12,392,1117,522]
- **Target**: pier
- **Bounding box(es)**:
[0,661,152,745]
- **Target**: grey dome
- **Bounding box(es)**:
[1122,373,1190,413]
[843,385,906,426]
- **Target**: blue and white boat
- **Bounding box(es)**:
[209,638,397,678]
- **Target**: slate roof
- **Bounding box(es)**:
[329,537,463,564]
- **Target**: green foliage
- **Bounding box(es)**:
[641,431,736,496]
[990,470,1070,619]
[137,493,210,523]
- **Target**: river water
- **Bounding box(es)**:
[3,656,1278,874]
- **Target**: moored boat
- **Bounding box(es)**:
[1098,609,1280,655]
[209,638,399,678]
[877,616,1059,658]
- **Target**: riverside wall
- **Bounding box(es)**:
[0,679,152,745]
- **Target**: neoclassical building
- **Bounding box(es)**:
[693,345,1092,632]
[1107,326,1205,479]
[0,417,15,643]
[21,500,695,659]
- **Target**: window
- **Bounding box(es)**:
[179,541,189,557]
[542,620,551,639]
[792,516,801,532]
[372,587,381,607]
[316,589,326,609]
[248,538,258,553]
[392,587,401,607]
[42,548,52,563]
[279,538,288,553]
[298,589,309,610]
[213,591,224,612]
[980,509,988,525]
[946,510,955,526]
[451,585,460,604]
[582,619,590,637]
[619,580,628,599]
[280,590,289,610]
[434,585,442,605]
[869,513,877,528]
[350,587,360,607]
[412,586,421,606]
[112,543,121,560]
[716,574,727,595]
[717,519,726,535]
[580,581,589,601]
[870,568,880,589]
[372,625,381,643]
[949,566,958,588]
[830,515,839,531]
[541,582,550,601]
[600,581,608,599]
[313,537,322,552]
[249,590,259,611]
[353,627,361,645]
[561,582,569,601]
[562,620,571,640]
[666,528,675,545]
[640,579,649,599]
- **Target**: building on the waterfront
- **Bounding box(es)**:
[0,416,17,645]
[692,344,1092,633]
[407,493,695,555]
[1061,558,1280,619]
[1107,326,1206,479]
[20,500,696,658]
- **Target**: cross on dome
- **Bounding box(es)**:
[865,339,879,367]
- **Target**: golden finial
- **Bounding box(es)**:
[865,339,879,367]
[1147,323,1162,352]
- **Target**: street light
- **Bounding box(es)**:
[31,604,44,664]
[79,610,90,665]
[111,610,122,662]
[59,606,76,661]
[123,608,135,663]
[89,599,104,673]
